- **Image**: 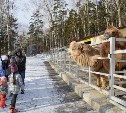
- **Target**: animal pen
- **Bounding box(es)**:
[50,37,126,111]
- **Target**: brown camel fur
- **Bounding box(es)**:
[101,25,126,57]
[69,41,108,88]
[100,25,126,70]
[100,25,126,87]
[69,26,126,89]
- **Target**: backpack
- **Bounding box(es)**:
[0,70,5,77]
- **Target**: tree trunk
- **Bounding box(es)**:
[104,0,109,26]
[117,3,122,27]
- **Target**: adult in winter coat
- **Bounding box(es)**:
[15,49,26,85]
[9,58,24,113]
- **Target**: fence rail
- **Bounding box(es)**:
[50,37,126,111]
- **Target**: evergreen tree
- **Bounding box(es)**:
[28,10,44,45]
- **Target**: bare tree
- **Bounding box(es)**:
[113,0,122,27]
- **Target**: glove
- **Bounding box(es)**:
[21,90,24,94]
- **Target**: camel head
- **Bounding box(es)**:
[69,41,81,56]
[69,41,83,56]
[103,25,120,40]
[69,41,98,57]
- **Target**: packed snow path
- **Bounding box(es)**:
[0,56,99,113]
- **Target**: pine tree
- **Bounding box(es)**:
[28,10,44,45]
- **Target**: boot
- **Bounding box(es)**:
[10,108,18,113]
[0,94,6,108]
[9,105,14,113]
[9,105,18,113]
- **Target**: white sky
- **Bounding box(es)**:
[13,0,34,33]
[13,0,77,34]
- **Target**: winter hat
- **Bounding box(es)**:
[10,64,18,73]
[15,48,22,53]
[1,55,8,61]
[15,48,22,57]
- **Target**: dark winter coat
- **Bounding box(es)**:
[15,49,26,72]
[15,56,26,72]
[7,55,12,63]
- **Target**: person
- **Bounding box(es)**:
[15,49,26,85]
[9,58,24,113]
[7,51,13,63]
[1,55,9,81]
[0,76,8,108]
[0,59,8,108]
[22,49,26,57]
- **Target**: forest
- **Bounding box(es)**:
[0,0,126,53]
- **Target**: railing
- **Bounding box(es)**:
[109,37,126,111]
[50,37,126,111]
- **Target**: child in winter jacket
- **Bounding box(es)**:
[0,76,8,108]
[0,59,8,108]
[9,57,24,113]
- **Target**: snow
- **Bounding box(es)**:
[0,56,51,113]
[0,54,99,113]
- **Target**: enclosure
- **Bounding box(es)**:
[50,37,126,111]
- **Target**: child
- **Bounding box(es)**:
[9,57,24,113]
[0,59,8,108]
[0,77,8,108]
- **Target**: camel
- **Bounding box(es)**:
[69,26,126,89]
[69,41,108,88]
[100,25,126,70]
[101,25,126,55]
[100,25,126,87]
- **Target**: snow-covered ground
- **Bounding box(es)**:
[0,55,99,113]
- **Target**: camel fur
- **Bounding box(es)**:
[100,25,126,70]
[100,25,126,87]
[69,41,108,88]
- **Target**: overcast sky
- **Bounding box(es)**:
[13,0,34,33]
[13,0,77,33]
